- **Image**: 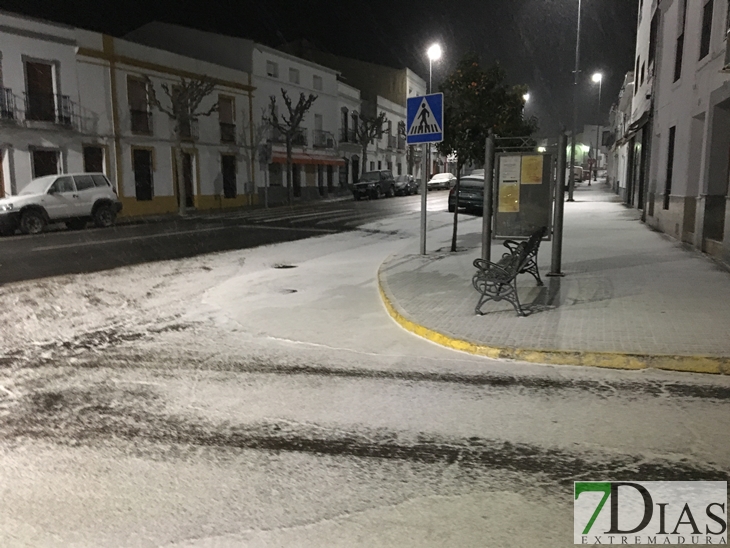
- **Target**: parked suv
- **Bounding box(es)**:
[353,170,396,200]
[0,173,122,235]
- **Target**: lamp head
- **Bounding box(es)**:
[592,72,603,83]
[427,44,442,61]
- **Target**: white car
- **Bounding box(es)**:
[427,172,457,190]
[0,173,122,235]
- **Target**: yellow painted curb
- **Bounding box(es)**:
[377,263,730,376]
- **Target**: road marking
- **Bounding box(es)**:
[32,224,336,251]
[261,209,350,223]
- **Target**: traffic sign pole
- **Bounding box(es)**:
[406,93,444,257]
[420,144,427,255]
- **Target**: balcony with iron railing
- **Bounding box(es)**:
[387,134,397,150]
[397,135,406,150]
[0,88,16,121]
[130,108,153,135]
[313,129,335,148]
[220,122,236,143]
[292,127,307,146]
[24,92,76,128]
[178,119,199,141]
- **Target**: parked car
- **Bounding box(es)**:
[353,170,396,200]
[427,172,457,190]
[0,173,122,236]
[394,174,419,196]
[448,176,484,214]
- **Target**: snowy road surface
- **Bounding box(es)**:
[0,204,729,547]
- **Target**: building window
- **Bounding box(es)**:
[31,149,59,178]
[370,161,375,171]
[128,77,152,134]
[640,62,645,86]
[313,75,323,91]
[83,146,104,173]
[664,126,676,210]
[397,163,402,175]
[25,61,56,122]
[289,68,300,84]
[634,57,640,94]
[341,107,349,141]
[700,0,714,60]
[219,96,236,143]
[648,12,659,66]
[378,161,382,170]
[266,61,279,78]
[221,154,237,199]
[133,148,154,201]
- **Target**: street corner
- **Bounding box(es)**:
[376,255,730,377]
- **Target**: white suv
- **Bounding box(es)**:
[0,173,122,235]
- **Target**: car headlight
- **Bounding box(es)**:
[0,203,13,212]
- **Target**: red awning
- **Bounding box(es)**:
[271,152,345,166]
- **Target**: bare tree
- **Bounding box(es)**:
[354,111,387,175]
[146,76,218,215]
[264,89,317,205]
[240,108,271,206]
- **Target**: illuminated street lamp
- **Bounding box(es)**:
[427,44,442,94]
[523,92,530,103]
[591,72,603,184]
[568,0,583,202]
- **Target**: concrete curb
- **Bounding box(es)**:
[377,260,730,376]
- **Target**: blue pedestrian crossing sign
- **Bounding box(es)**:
[406,93,444,145]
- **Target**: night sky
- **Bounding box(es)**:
[2,0,639,135]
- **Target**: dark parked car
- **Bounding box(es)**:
[394,174,419,195]
[448,176,484,213]
[353,170,396,200]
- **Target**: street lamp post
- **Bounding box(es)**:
[420,43,441,255]
[591,72,603,184]
[568,0,582,202]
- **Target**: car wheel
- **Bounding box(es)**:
[386,185,395,198]
[66,218,87,230]
[93,204,116,228]
[19,210,46,235]
[448,204,455,213]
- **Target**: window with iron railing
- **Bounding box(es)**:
[220,122,236,143]
[128,77,152,134]
[0,88,15,120]
[178,119,199,141]
[25,92,74,127]
[219,96,236,143]
[313,129,335,148]
[292,127,307,146]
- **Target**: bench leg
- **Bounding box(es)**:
[521,257,544,286]
[474,280,525,317]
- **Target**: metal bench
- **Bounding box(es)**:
[472,227,547,317]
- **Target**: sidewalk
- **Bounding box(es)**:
[378,183,730,374]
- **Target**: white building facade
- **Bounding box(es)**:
[125,23,345,205]
[606,72,635,199]
[0,12,105,197]
[644,0,730,263]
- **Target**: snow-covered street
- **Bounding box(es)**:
[1,207,729,547]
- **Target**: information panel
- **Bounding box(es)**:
[493,153,553,239]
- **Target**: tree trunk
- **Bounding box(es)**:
[286,138,293,206]
[450,164,462,253]
[361,143,368,175]
[175,141,186,216]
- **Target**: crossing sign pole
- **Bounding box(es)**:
[407,93,444,255]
